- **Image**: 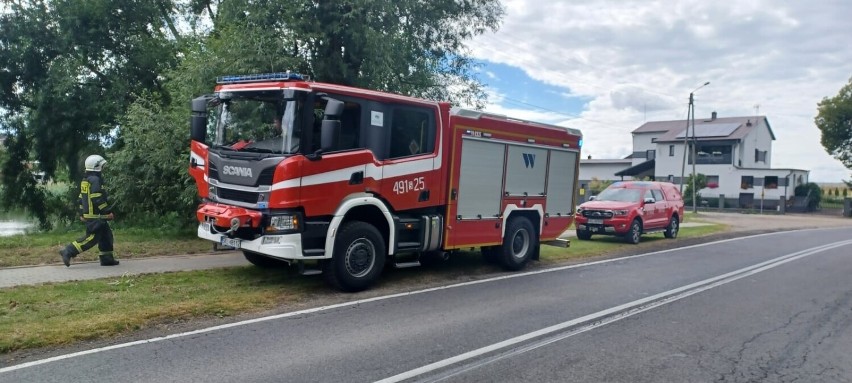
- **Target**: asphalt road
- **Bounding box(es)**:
[2,227,851,383]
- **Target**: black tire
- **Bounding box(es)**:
[323,221,386,292]
[500,217,538,271]
[576,229,592,240]
[243,250,289,268]
[625,219,642,244]
[664,215,679,239]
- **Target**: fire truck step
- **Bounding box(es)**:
[393,261,421,269]
[397,242,422,249]
[297,262,322,276]
[302,249,326,256]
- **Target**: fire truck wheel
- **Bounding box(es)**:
[324,221,386,292]
[625,219,642,244]
[242,250,288,268]
[500,217,538,271]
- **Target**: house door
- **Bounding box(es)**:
[739,193,754,209]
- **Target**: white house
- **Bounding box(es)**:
[581,112,809,209]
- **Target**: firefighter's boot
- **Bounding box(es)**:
[99,252,120,266]
[59,247,77,267]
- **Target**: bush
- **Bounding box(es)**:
[795,182,822,210]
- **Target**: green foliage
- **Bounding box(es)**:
[2,0,504,230]
[588,177,613,195]
[815,77,852,169]
[683,173,708,206]
[0,0,180,226]
[795,182,823,210]
[107,97,199,226]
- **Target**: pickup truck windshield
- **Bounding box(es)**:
[211,90,302,154]
[596,188,642,202]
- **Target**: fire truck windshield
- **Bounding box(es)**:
[211,90,301,155]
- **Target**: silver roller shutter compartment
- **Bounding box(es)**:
[546,150,579,215]
[457,139,505,219]
[505,145,547,197]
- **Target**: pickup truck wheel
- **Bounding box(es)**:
[500,217,538,271]
[664,215,679,239]
[323,221,386,292]
[625,219,642,244]
[576,229,592,240]
[243,250,289,268]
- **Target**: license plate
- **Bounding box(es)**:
[220,236,241,249]
[588,219,604,225]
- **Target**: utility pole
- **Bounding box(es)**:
[679,82,710,212]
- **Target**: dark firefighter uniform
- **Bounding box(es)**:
[59,171,119,266]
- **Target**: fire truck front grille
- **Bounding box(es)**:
[208,163,275,187]
[217,188,259,204]
[257,167,275,186]
[583,210,614,219]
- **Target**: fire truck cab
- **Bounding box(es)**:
[189,73,583,291]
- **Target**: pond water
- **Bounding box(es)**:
[0,219,34,236]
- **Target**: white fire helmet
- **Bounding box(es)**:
[84,155,107,172]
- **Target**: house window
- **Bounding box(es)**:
[646,150,656,160]
[669,145,675,157]
[764,176,778,189]
[741,176,754,189]
[754,149,767,163]
[706,175,719,189]
[689,144,733,165]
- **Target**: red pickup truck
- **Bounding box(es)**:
[575,181,684,244]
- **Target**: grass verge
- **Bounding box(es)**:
[0,228,213,267]
[0,223,727,354]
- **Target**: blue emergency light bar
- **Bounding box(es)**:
[216,72,306,84]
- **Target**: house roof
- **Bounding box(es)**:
[615,159,655,177]
[581,159,632,164]
[632,115,775,143]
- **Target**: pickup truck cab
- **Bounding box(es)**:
[575,181,684,244]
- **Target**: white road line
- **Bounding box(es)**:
[0,228,845,374]
[378,239,852,383]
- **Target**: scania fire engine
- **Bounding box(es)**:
[189,72,583,291]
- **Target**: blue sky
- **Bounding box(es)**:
[466,0,852,182]
[474,61,591,121]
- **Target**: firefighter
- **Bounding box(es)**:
[59,154,119,267]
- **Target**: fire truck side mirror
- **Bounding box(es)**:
[190,96,209,142]
[320,120,340,152]
[324,98,344,117]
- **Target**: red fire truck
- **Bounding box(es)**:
[189,72,583,291]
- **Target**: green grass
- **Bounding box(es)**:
[540,223,728,263]
[0,227,214,267]
[0,222,727,354]
[0,267,321,353]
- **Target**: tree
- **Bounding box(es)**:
[0,0,180,227]
[815,77,852,180]
[795,183,822,211]
[106,0,504,225]
[683,173,707,206]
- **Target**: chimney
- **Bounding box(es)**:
[587,155,592,160]
[711,111,717,120]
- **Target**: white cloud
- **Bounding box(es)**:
[468,0,852,181]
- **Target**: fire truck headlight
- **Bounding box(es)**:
[267,214,299,233]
